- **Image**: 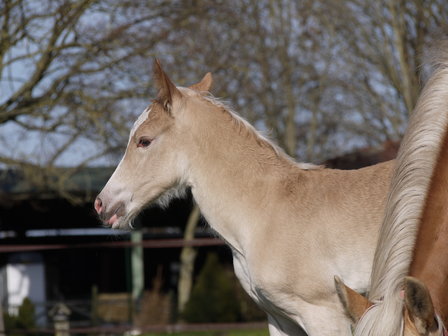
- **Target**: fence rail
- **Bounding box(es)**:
[3,322,268,335]
[0,238,225,253]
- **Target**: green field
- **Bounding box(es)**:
[143,329,269,336]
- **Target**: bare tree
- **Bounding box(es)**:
[3,0,446,193]
[177,204,201,314]
[157,0,447,161]
[156,0,367,161]
[313,0,448,146]
[0,0,200,201]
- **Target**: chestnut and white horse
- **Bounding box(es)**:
[407,128,448,334]
[335,45,448,335]
[95,60,395,335]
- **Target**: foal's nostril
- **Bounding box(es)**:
[94,197,103,214]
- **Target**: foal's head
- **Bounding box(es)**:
[94,60,212,229]
[335,276,442,336]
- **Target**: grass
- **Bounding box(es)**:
[143,329,269,336]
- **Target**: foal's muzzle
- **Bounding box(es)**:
[94,196,125,227]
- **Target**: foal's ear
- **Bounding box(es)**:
[334,276,373,323]
[403,276,438,335]
[153,59,181,112]
[189,72,213,92]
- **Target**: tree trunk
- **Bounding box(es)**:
[177,204,201,314]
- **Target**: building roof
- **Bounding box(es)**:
[0,166,114,199]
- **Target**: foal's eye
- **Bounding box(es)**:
[137,138,152,148]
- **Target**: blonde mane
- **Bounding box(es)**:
[354,43,448,336]
[201,93,321,171]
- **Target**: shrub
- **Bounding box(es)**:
[3,297,36,336]
[182,254,241,323]
[16,298,36,330]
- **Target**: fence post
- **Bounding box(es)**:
[49,303,71,336]
[131,230,144,313]
[0,304,5,336]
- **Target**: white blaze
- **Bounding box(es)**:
[129,106,151,140]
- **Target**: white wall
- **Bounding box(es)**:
[3,255,46,325]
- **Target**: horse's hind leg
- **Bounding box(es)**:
[267,314,307,336]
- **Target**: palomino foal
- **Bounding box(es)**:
[95,60,394,336]
[335,46,448,336]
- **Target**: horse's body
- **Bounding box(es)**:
[94,61,394,335]
[335,44,448,336]
[408,122,448,328]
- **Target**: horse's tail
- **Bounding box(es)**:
[354,39,448,336]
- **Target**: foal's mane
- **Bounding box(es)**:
[198,92,321,170]
[353,42,448,336]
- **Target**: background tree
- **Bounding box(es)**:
[4,0,445,197]
[0,0,201,201]
[312,0,448,145]
[177,204,201,314]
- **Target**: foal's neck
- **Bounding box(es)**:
[185,102,298,254]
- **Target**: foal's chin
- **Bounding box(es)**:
[113,218,132,230]
[108,184,188,231]
[102,215,132,231]
[106,207,141,231]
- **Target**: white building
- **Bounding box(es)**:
[0,252,46,325]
